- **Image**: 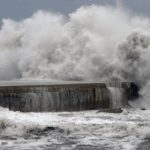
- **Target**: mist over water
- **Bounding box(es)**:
[0,5,150,107]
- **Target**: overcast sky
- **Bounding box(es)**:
[0,0,150,21]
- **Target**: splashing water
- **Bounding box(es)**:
[0,5,150,105]
[107,82,122,108]
[0,4,150,149]
[0,107,149,150]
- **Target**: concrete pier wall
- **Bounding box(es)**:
[0,82,132,112]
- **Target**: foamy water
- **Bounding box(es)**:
[0,3,150,150]
[0,107,149,150]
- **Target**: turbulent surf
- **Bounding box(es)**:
[0,4,150,150]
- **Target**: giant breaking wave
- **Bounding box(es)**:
[0,5,150,107]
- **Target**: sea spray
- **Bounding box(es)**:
[0,6,139,81]
[0,5,150,106]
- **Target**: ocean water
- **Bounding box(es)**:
[0,107,149,150]
[0,3,150,150]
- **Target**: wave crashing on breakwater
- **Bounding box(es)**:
[0,3,150,150]
[0,4,150,107]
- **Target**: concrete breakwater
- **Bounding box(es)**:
[0,82,136,112]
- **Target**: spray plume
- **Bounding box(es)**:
[0,5,150,107]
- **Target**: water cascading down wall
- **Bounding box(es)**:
[0,82,134,112]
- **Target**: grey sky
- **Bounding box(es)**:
[0,0,150,21]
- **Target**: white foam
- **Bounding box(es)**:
[0,107,149,149]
